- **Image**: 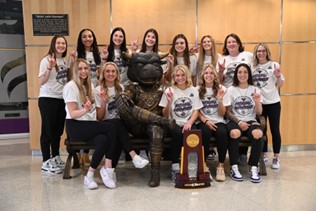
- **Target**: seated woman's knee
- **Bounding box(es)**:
[230,129,241,139]
[252,129,263,139]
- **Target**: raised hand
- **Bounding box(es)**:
[273,63,281,78]
[252,88,261,104]
[101,46,109,60]
[166,54,174,65]
[47,53,56,69]
[218,59,226,72]
[166,87,173,102]
[84,96,92,111]
[216,86,226,101]
[130,37,139,52]
[98,87,109,102]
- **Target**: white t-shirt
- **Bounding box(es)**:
[85,51,99,87]
[39,56,68,99]
[159,86,203,126]
[114,49,129,86]
[176,55,197,77]
[195,53,222,86]
[252,61,285,104]
[63,80,96,121]
[216,51,253,88]
[197,85,226,124]
[223,85,262,122]
[95,84,124,120]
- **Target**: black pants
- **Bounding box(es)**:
[105,119,133,168]
[38,97,66,162]
[170,123,198,164]
[227,121,263,167]
[262,102,282,154]
[66,119,117,169]
[198,122,228,163]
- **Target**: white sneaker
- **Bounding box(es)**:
[51,155,65,169]
[41,159,62,174]
[230,164,243,181]
[263,156,269,166]
[249,166,261,183]
[84,176,98,190]
[271,158,280,169]
[100,167,116,189]
[216,166,226,182]
[132,155,149,168]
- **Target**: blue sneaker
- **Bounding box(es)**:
[249,166,261,183]
[230,164,243,181]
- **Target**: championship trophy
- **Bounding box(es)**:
[175,129,211,188]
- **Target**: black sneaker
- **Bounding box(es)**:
[207,150,216,160]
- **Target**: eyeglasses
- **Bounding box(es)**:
[257,50,267,53]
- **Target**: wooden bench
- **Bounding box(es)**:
[63,117,267,179]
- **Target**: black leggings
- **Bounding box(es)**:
[38,97,66,162]
[197,122,228,163]
[262,102,282,154]
[66,119,117,169]
[227,121,263,167]
[170,123,198,164]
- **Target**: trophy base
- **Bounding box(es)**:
[175,173,211,189]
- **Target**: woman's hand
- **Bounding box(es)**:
[47,53,56,69]
[182,122,192,132]
[252,88,261,104]
[218,59,226,73]
[274,63,282,78]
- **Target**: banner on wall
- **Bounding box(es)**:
[0,0,29,135]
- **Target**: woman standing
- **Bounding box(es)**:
[252,43,284,169]
[223,63,263,183]
[159,64,203,182]
[63,59,117,190]
[197,64,228,181]
[38,35,68,174]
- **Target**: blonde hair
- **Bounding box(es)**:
[198,64,220,99]
[99,62,123,94]
[253,43,272,67]
[171,64,192,88]
[71,58,93,103]
[197,35,219,74]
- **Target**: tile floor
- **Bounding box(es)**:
[1,138,316,211]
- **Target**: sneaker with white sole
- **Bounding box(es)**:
[51,155,65,169]
[263,156,269,166]
[216,166,226,182]
[100,167,116,189]
[41,159,63,174]
[171,163,180,183]
[249,166,261,183]
[230,164,243,181]
[207,149,216,160]
[271,158,280,169]
[84,176,98,190]
[132,155,149,169]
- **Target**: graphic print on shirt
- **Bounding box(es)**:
[87,57,97,80]
[55,63,68,85]
[201,95,218,115]
[226,62,239,79]
[174,97,193,118]
[107,94,118,115]
[253,67,270,88]
[114,56,126,74]
[233,96,254,116]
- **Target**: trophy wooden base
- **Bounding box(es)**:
[175,172,211,189]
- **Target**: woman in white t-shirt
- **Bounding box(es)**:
[217,33,253,88]
[165,34,197,85]
[102,27,131,87]
[95,62,149,169]
[38,35,68,174]
[197,64,228,182]
[63,59,117,190]
[252,43,284,169]
[159,64,203,182]
[223,63,263,183]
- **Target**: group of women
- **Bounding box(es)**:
[38,27,284,189]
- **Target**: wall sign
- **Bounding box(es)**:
[32,14,68,36]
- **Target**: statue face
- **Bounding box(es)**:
[127,52,163,86]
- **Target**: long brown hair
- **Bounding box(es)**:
[197,35,218,74]
[198,64,220,99]
[47,35,68,72]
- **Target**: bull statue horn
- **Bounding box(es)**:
[158,52,169,59]
[122,51,132,60]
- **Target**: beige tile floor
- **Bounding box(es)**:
[1,138,316,211]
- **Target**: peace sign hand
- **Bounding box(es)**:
[98,87,109,103]
[131,37,139,52]
[84,96,92,112]
[218,59,226,72]
[47,53,56,69]
[252,88,261,104]
[274,63,281,79]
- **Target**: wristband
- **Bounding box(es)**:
[204,120,209,124]
[47,67,52,71]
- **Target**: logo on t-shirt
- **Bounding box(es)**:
[233,96,254,116]
[107,95,118,115]
[226,62,239,79]
[55,64,68,85]
[253,68,269,88]
[201,96,218,115]
[174,97,193,118]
